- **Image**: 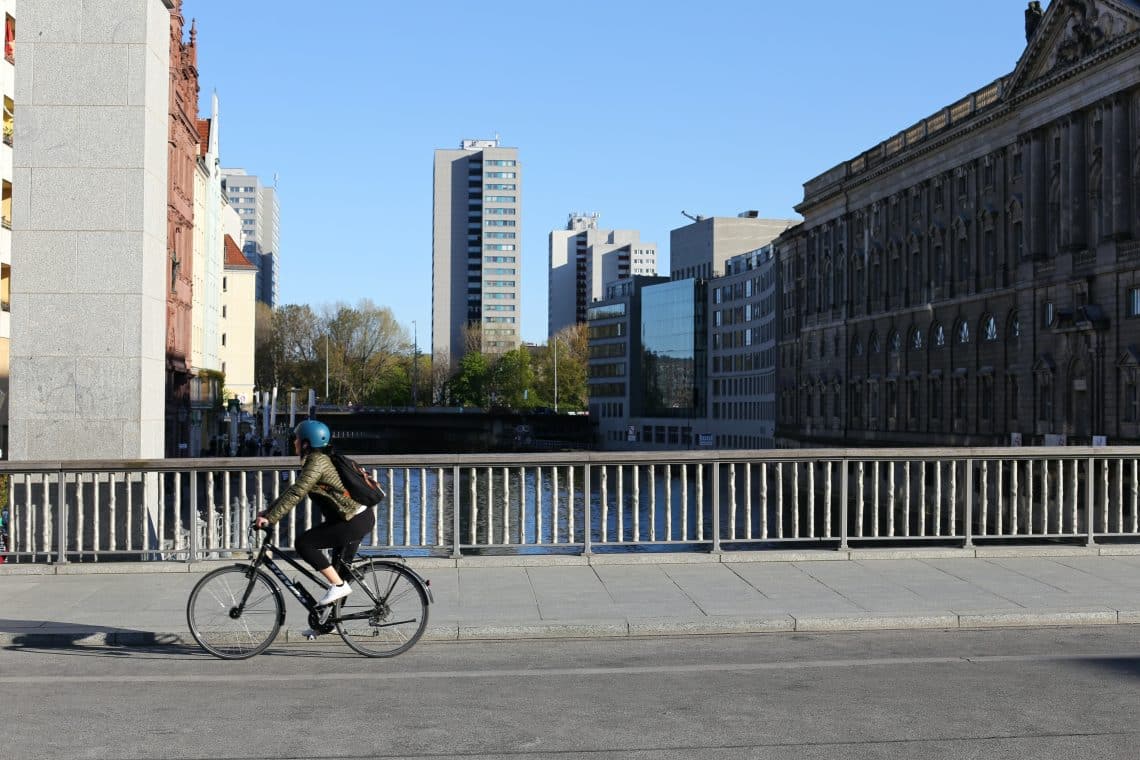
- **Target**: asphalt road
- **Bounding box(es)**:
[4,627,1140,759]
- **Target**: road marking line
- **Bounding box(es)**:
[2,651,1138,685]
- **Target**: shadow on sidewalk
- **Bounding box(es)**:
[0,618,200,655]
[1076,656,1140,679]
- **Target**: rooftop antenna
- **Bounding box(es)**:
[682,210,705,223]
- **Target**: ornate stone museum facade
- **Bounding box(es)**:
[776,0,1140,447]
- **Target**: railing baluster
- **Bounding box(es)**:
[1011,461,1019,536]
[504,467,513,545]
[567,465,575,545]
[696,463,704,543]
[886,461,895,538]
[776,462,784,540]
[856,461,864,538]
[1115,459,1123,534]
[108,473,117,553]
[486,466,494,546]
[404,467,413,547]
[550,466,557,545]
[681,464,689,542]
[632,464,640,543]
[421,468,428,548]
[901,462,908,537]
[728,463,737,541]
[806,460,814,539]
[918,461,926,537]
[792,461,800,539]
[1069,459,1079,536]
[995,460,1003,536]
[469,467,477,547]
[979,461,988,538]
[535,467,544,545]
[872,461,880,538]
[948,461,957,538]
[664,464,671,542]
[648,464,656,541]
[746,463,753,540]
[617,464,625,543]
[1132,459,1138,535]
[600,465,609,543]
[437,467,446,548]
[934,461,942,537]
[760,462,768,541]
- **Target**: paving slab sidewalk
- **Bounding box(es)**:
[2,547,1139,647]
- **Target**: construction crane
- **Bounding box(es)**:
[681,210,707,223]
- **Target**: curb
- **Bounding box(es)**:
[6,545,1140,575]
[4,610,1138,649]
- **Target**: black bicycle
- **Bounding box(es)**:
[187,528,433,660]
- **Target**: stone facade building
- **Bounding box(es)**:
[777,0,1140,447]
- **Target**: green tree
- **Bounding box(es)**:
[448,351,490,407]
[322,299,406,404]
[488,347,535,409]
[533,324,588,411]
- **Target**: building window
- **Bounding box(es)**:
[221,305,227,319]
[1043,301,1055,327]
[984,315,998,342]
[1013,151,1023,177]
[4,15,13,65]
[958,321,970,344]
[221,333,226,347]
[929,378,942,420]
[1129,288,1140,318]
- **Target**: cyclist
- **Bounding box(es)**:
[253,419,375,608]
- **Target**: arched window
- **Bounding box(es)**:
[1008,311,1020,344]
[869,331,881,354]
[933,323,946,349]
[983,315,998,342]
[852,336,864,357]
[911,328,924,351]
[958,320,970,344]
[889,331,902,354]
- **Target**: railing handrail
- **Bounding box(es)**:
[4,445,1140,473]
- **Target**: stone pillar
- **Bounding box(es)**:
[1028,132,1046,258]
[1112,95,1131,239]
[10,0,171,460]
[1067,112,1086,249]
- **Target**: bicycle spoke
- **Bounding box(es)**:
[187,566,282,660]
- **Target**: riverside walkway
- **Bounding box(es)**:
[3,546,1140,648]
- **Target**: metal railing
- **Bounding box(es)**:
[2,447,1139,563]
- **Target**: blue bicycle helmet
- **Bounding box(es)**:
[294,419,331,449]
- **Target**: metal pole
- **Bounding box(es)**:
[412,320,418,409]
[324,333,329,401]
[553,337,558,413]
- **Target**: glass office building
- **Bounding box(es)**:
[640,279,707,418]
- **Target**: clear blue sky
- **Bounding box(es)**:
[191,0,1048,346]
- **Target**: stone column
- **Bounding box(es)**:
[10,0,171,460]
[1028,132,1046,259]
[1112,95,1131,239]
[1067,112,1086,250]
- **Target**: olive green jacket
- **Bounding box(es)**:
[262,452,361,524]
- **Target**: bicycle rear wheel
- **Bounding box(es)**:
[336,561,428,658]
[187,565,283,659]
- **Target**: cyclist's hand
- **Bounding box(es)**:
[253,515,270,530]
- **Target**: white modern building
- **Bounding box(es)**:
[221,167,279,307]
[219,232,258,407]
[432,137,521,368]
[548,212,657,337]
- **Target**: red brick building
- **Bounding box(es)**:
[166,1,199,456]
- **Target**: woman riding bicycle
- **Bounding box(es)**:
[253,419,375,607]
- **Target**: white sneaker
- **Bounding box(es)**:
[316,582,352,607]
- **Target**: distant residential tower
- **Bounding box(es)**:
[432,138,521,368]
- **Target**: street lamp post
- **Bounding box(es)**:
[553,336,558,413]
[324,333,329,402]
[412,320,418,409]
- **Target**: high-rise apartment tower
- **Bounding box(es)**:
[432,138,521,368]
[221,168,279,307]
[549,212,657,337]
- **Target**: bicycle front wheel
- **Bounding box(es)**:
[187,565,283,659]
[337,561,429,658]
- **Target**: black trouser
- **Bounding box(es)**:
[295,507,375,572]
